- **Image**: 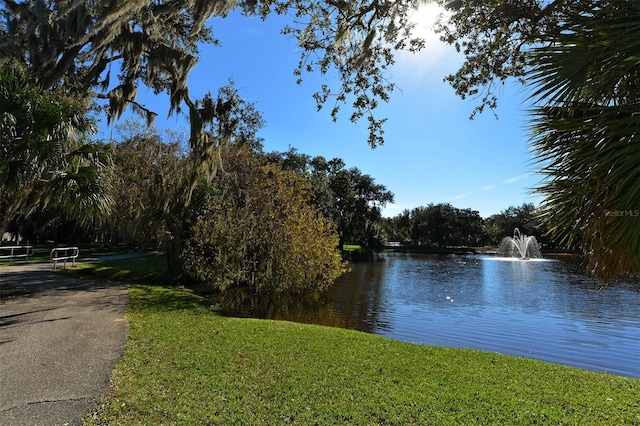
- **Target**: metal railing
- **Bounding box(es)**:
[0,245,35,264]
[51,247,80,269]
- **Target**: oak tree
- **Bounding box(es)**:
[1,0,426,153]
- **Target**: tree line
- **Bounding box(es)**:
[1,0,637,289]
[383,203,553,249]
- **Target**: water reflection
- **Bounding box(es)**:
[270,253,640,378]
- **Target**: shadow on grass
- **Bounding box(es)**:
[60,253,222,315]
[65,253,170,285]
[130,284,219,314]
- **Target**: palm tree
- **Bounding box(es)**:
[0,65,111,242]
[527,1,640,281]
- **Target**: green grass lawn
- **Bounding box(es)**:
[67,253,169,285]
[70,256,640,425]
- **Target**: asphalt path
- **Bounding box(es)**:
[0,261,129,426]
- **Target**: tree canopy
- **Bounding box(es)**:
[385,203,484,247]
[435,0,598,116]
[109,122,188,250]
[1,0,426,150]
[0,64,111,240]
[264,148,394,252]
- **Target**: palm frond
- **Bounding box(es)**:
[528,1,640,281]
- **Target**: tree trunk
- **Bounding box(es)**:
[0,222,7,246]
[166,237,184,283]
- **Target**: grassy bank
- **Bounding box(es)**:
[74,258,640,425]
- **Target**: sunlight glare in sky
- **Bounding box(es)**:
[394,2,459,78]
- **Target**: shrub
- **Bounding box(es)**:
[181,151,346,313]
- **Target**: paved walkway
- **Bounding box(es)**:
[0,261,129,426]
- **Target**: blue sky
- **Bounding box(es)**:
[102,5,542,219]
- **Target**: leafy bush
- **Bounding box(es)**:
[181,151,346,313]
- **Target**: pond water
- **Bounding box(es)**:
[272,253,640,378]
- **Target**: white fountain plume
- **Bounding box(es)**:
[497,228,542,259]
